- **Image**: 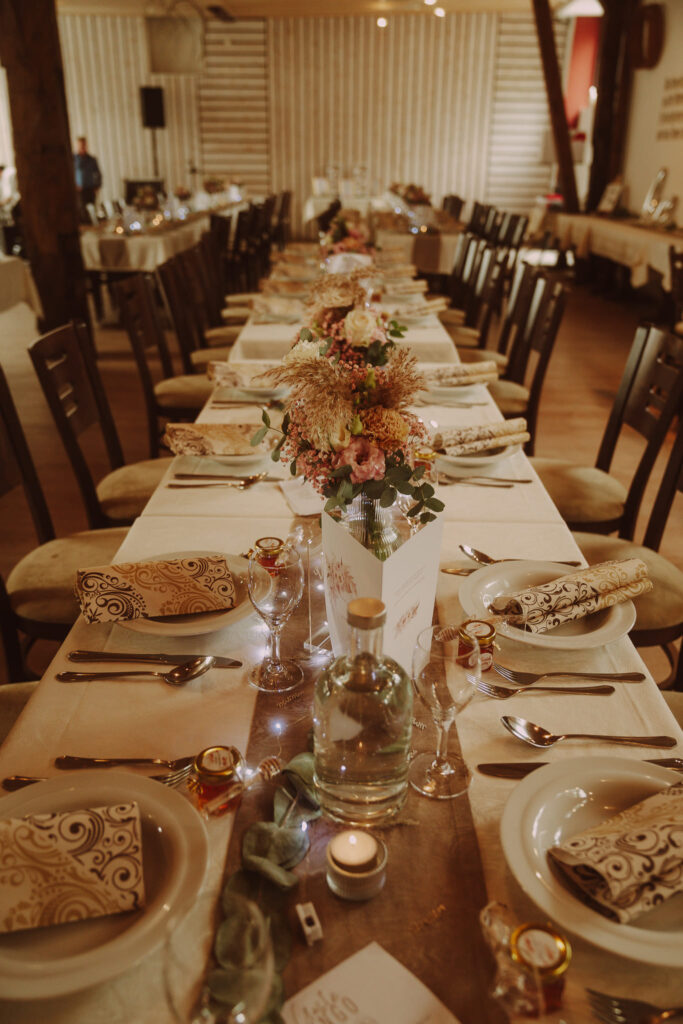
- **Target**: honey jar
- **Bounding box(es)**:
[457,619,496,671]
[187,745,244,816]
[509,922,571,1014]
[254,536,285,572]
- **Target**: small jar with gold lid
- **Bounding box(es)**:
[187,745,244,816]
[457,619,496,671]
[254,536,285,573]
[509,922,571,1014]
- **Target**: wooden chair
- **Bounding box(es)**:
[458,261,541,369]
[532,325,683,538]
[572,416,683,688]
[28,323,171,529]
[488,279,566,455]
[116,274,213,457]
[444,247,506,352]
[0,365,127,666]
[175,246,240,347]
[157,258,236,375]
[669,245,683,336]
[442,194,464,221]
[273,190,292,251]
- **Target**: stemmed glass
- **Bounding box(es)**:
[409,624,480,799]
[248,545,304,692]
[164,891,274,1024]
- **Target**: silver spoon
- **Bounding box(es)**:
[460,544,582,568]
[56,655,215,688]
[501,715,677,749]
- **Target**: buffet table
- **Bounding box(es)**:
[1,275,682,1023]
[550,213,683,291]
[0,254,41,314]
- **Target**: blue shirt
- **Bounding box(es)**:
[74,153,102,190]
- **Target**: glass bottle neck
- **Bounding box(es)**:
[349,623,384,659]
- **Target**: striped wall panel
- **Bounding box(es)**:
[485,13,568,212]
[198,21,270,195]
[0,71,12,166]
[57,15,200,202]
[267,14,498,235]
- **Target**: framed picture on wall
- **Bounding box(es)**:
[597,178,623,215]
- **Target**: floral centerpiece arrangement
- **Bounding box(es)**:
[253,277,443,530]
[390,182,431,206]
[173,185,192,201]
[320,211,374,258]
[133,185,160,211]
[203,176,225,194]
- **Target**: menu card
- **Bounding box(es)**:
[282,942,461,1024]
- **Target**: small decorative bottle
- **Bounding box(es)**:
[313,598,413,824]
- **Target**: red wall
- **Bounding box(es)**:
[565,17,601,126]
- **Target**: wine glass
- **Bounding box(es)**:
[164,891,274,1024]
[409,624,480,799]
[248,545,304,693]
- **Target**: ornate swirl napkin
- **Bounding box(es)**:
[425,363,500,387]
[0,803,145,933]
[390,296,449,318]
[431,418,529,456]
[489,558,652,633]
[547,781,683,923]
[206,361,275,388]
[75,554,236,624]
[163,422,269,457]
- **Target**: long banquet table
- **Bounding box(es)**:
[1,269,683,1023]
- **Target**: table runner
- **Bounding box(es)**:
[2,260,683,1023]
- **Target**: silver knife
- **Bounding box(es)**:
[68,650,242,668]
[477,758,683,778]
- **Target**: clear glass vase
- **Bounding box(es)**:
[341,493,411,561]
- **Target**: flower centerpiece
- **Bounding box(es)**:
[173,185,192,201]
[320,211,374,258]
[134,185,160,212]
[389,183,432,206]
[203,176,225,195]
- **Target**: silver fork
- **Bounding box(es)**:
[476,677,614,699]
[494,663,646,686]
[586,987,683,1023]
[2,764,193,791]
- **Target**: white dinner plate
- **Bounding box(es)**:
[434,443,522,471]
[0,771,209,998]
[119,552,263,637]
[424,382,484,402]
[459,560,636,649]
[500,757,683,966]
[213,385,288,402]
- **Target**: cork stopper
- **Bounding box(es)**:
[347,598,386,629]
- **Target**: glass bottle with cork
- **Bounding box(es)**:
[313,597,412,824]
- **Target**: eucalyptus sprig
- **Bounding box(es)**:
[323,454,444,525]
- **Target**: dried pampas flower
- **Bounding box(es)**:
[373,348,426,409]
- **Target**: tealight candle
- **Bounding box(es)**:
[326,830,387,901]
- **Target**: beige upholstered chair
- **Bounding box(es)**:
[0,366,126,671]
[532,325,683,538]
[573,416,683,688]
[29,323,170,528]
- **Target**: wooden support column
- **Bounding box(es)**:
[532,0,580,213]
[586,0,638,212]
[0,0,90,331]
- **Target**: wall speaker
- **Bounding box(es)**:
[140,87,165,129]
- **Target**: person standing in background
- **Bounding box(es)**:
[73,136,102,215]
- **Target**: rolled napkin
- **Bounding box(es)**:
[390,296,449,318]
[206,361,276,388]
[75,554,236,624]
[163,422,270,457]
[383,278,428,296]
[489,557,652,633]
[425,363,499,386]
[431,418,529,456]
[547,781,683,923]
[251,296,304,322]
[0,803,145,933]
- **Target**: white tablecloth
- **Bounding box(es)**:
[551,213,683,290]
[375,229,462,275]
[1,275,682,1023]
[0,255,41,314]
[80,218,210,272]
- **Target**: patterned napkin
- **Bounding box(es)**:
[75,554,236,624]
[0,803,145,933]
[163,422,271,457]
[425,363,499,386]
[548,781,683,923]
[431,418,529,456]
[389,296,449,319]
[489,557,652,633]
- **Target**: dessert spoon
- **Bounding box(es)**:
[460,544,582,567]
[56,655,215,688]
[501,715,676,749]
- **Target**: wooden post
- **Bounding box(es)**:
[532,0,580,214]
[0,0,90,332]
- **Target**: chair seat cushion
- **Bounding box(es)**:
[221,306,251,323]
[96,458,173,522]
[440,309,466,325]
[204,326,239,348]
[459,349,508,367]
[572,532,683,633]
[0,681,39,744]
[225,292,258,305]
[190,347,233,370]
[663,691,683,728]
[488,379,529,414]
[154,375,213,410]
[7,528,128,626]
[532,458,628,526]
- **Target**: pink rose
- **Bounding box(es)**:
[338,437,386,484]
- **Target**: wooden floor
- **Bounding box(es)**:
[0,277,680,684]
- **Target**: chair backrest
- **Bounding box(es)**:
[522,280,565,446]
[642,414,683,551]
[447,233,480,308]
[157,257,203,374]
[317,198,341,234]
[495,261,540,357]
[595,325,683,539]
[28,322,125,530]
[669,245,683,328]
[442,194,464,220]
[175,246,216,344]
[508,214,529,249]
[504,273,550,384]
[0,365,55,547]
[115,273,176,457]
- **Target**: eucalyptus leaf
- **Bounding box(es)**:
[299,327,313,342]
[362,479,384,499]
[273,789,321,827]
[330,464,352,479]
[395,480,413,495]
[380,486,397,508]
[261,409,271,427]
[420,511,436,524]
[251,426,268,447]
[242,822,307,885]
[224,870,288,918]
[290,460,298,476]
[215,912,262,969]
[425,497,445,512]
[407,502,423,517]
[420,483,435,499]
